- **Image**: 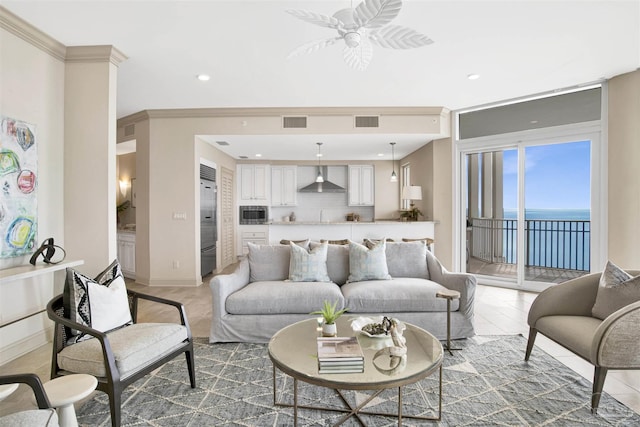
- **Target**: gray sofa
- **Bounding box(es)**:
[209,241,476,343]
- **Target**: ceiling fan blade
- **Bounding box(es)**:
[354,0,402,29]
[285,9,343,29]
[287,37,342,59]
[343,37,373,71]
[369,25,433,49]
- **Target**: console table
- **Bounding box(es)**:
[0,260,83,328]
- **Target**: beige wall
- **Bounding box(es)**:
[402,142,435,220]
[432,137,454,270]
[63,47,124,276]
[400,139,454,269]
[607,70,640,268]
[0,19,66,362]
[126,116,238,286]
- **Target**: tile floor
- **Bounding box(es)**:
[1,281,639,418]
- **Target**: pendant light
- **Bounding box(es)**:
[315,142,324,183]
[390,142,398,182]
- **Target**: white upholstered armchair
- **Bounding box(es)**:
[525,269,640,413]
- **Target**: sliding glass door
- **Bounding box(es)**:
[464,137,593,288]
[466,149,518,281]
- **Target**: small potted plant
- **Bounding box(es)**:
[400,206,423,222]
[311,300,348,337]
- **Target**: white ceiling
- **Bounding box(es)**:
[5,0,639,160]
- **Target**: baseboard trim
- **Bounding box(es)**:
[0,326,52,366]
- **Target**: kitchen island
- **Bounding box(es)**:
[267,220,437,251]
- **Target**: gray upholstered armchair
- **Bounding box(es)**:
[525,270,640,413]
[47,290,196,427]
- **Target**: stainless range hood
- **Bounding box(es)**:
[299,166,346,193]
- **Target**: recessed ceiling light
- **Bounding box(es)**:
[377,153,384,157]
[197,74,210,81]
[530,120,539,124]
[467,73,480,80]
[255,153,262,157]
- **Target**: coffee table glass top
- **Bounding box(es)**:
[268,316,443,390]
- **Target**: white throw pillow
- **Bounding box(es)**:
[86,275,132,332]
[64,259,132,343]
[347,240,391,283]
[592,261,640,320]
[288,242,331,282]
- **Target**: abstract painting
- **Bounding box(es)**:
[0,115,37,258]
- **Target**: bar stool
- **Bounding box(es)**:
[43,374,97,427]
[436,289,462,355]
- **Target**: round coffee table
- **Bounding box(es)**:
[268,316,443,426]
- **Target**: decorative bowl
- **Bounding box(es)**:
[350,316,404,338]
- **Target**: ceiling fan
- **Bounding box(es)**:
[286,0,433,71]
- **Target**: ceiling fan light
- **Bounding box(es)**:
[344,32,361,48]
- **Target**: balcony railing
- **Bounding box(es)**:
[470,218,590,271]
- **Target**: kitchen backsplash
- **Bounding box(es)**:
[271,165,374,222]
[271,193,374,222]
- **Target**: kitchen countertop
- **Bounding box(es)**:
[267,220,435,225]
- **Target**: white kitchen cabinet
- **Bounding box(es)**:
[271,165,297,206]
[238,164,270,205]
[348,165,374,206]
[237,225,269,256]
[117,231,136,279]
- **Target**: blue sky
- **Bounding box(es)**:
[503,140,591,210]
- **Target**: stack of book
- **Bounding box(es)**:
[317,336,364,374]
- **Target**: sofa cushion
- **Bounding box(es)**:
[347,240,391,283]
[342,278,456,313]
[592,261,640,320]
[226,281,344,315]
[310,242,349,285]
[248,242,290,282]
[288,242,331,282]
[58,323,188,378]
[385,241,429,279]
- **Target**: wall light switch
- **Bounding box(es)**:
[172,212,187,220]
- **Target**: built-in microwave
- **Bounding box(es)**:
[239,205,268,224]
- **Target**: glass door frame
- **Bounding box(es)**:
[454,122,606,292]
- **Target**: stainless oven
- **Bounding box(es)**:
[239,205,268,224]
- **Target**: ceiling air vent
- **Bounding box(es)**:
[355,116,379,128]
[124,124,135,137]
[215,140,230,146]
[282,116,307,129]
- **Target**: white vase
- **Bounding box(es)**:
[322,322,337,337]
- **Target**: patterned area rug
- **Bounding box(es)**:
[77,335,640,426]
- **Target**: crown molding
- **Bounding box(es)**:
[117,111,151,126]
[0,7,127,66]
[118,106,448,124]
[0,6,66,61]
[65,45,128,66]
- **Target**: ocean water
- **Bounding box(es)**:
[482,209,591,271]
[503,208,590,220]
